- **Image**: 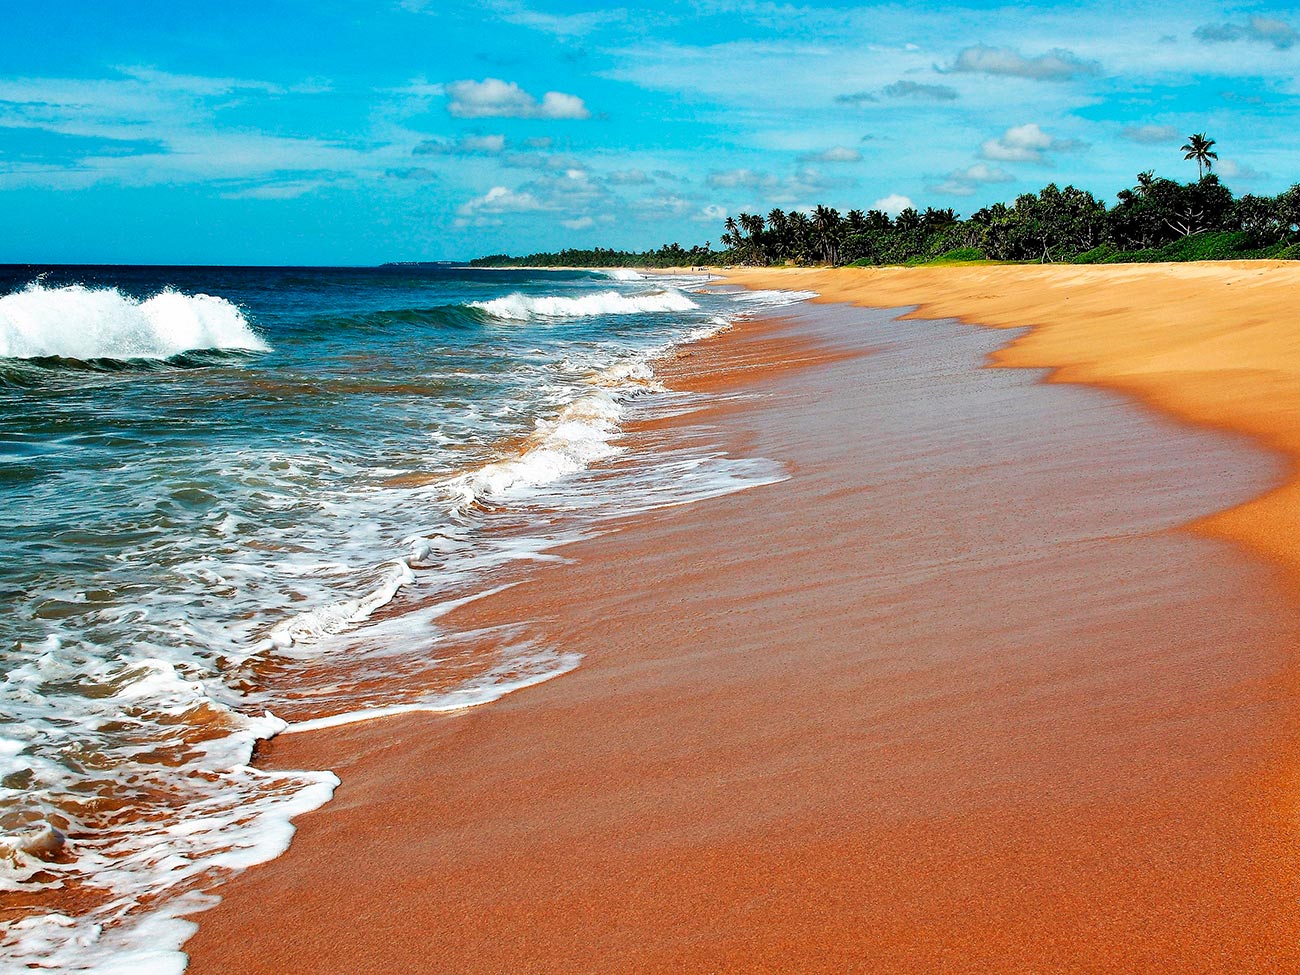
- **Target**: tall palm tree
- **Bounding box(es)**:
[1136,170,1155,194]
[738,212,766,264]
[1181,133,1218,179]
[786,211,813,264]
[811,205,841,264]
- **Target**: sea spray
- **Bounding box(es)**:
[470,288,698,321]
[0,283,268,360]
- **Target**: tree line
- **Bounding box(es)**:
[473,135,1300,268]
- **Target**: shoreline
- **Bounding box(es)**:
[717,261,1300,587]
[184,264,1300,973]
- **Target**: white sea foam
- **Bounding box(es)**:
[601,268,645,281]
[0,271,790,974]
[471,289,698,321]
[0,652,337,975]
[725,288,819,308]
[265,560,416,651]
[285,643,582,734]
[0,283,268,360]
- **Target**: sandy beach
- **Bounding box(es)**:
[184,262,1300,973]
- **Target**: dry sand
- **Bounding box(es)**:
[185,263,1300,973]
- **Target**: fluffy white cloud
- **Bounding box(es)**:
[457,185,546,218]
[948,45,1100,81]
[872,193,913,215]
[980,123,1083,163]
[455,168,613,228]
[446,78,590,119]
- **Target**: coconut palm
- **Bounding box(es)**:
[811,204,842,264]
[1181,133,1218,179]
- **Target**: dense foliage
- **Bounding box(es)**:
[470,243,721,269]
[712,176,1300,267]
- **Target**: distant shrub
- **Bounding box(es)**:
[930,247,987,263]
[1153,231,1254,261]
[1072,243,1120,264]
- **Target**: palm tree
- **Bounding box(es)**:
[737,212,766,264]
[1181,133,1218,179]
[811,204,841,264]
[786,211,813,264]
[1136,170,1155,194]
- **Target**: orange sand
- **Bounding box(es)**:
[183,265,1300,974]
[720,262,1300,584]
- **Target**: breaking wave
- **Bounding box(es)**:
[470,289,698,322]
[0,284,268,361]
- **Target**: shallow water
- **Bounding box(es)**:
[0,264,799,973]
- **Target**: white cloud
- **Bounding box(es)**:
[707,168,778,189]
[705,164,836,204]
[413,133,506,155]
[929,162,1014,196]
[800,146,862,163]
[948,45,1100,81]
[392,81,447,98]
[455,168,613,228]
[446,78,590,119]
[872,193,913,215]
[835,91,879,106]
[458,185,546,217]
[1120,124,1180,145]
[501,151,585,171]
[882,80,959,101]
[980,123,1083,163]
[1195,16,1299,51]
[1216,159,1267,181]
[486,0,626,38]
[221,178,334,200]
[562,216,596,229]
[605,168,652,185]
[0,68,410,193]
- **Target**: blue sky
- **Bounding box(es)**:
[2,1,1298,264]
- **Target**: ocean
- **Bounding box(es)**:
[0,264,810,973]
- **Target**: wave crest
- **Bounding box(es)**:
[0,284,269,361]
[470,289,698,322]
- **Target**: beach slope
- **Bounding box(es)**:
[185,263,1300,974]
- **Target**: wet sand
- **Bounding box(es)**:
[186,267,1300,973]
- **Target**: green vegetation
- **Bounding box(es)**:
[473,134,1300,270]
[470,243,721,269]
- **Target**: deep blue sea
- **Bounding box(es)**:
[0,264,811,972]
